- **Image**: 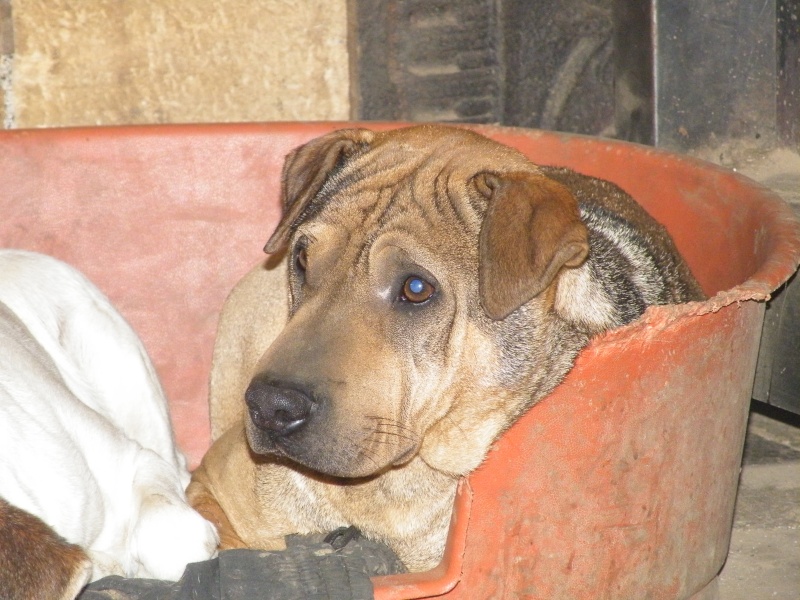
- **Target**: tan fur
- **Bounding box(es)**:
[208,254,288,441]
[189,125,704,571]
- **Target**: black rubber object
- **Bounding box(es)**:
[78,531,406,600]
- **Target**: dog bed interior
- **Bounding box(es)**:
[2,123,798,599]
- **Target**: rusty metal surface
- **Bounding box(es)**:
[1,123,798,599]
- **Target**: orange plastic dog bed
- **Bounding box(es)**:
[2,123,798,599]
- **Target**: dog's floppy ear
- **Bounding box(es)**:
[264,128,375,253]
[476,171,589,320]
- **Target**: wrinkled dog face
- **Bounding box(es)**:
[244,126,590,479]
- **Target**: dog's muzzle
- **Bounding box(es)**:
[245,375,316,437]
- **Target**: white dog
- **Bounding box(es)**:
[0,250,218,599]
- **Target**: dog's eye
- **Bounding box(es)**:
[295,247,308,272]
[401,276,435,304]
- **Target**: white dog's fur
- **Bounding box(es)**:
[0,250,218,586]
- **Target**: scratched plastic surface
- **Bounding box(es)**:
[2,123,798,599]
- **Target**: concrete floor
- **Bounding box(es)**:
[710,147,800,600]
[717,404,800,599]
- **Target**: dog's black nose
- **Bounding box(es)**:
[245,376,315,436]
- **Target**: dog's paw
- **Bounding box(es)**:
[131,496,219,581]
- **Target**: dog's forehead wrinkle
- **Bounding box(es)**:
[313,168,483,270]
[314,159,370,203]
[445,172,487,233]
[315,183,400,244]
[319,208,473,289]
[373,126,529,169]
[410,169,482,239]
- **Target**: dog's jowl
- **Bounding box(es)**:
[188,125,705,571]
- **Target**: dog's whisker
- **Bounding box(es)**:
[370,431,417,444]
[362,425,418,444]
[366,437,411,447]
[351,444,382,470]
[365,416,418,435]
[365,421,414,434]
[361,435,406,449]
[443,413,470,441]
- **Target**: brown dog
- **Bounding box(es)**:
[0,498,90,600]
[187,125,704,571]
